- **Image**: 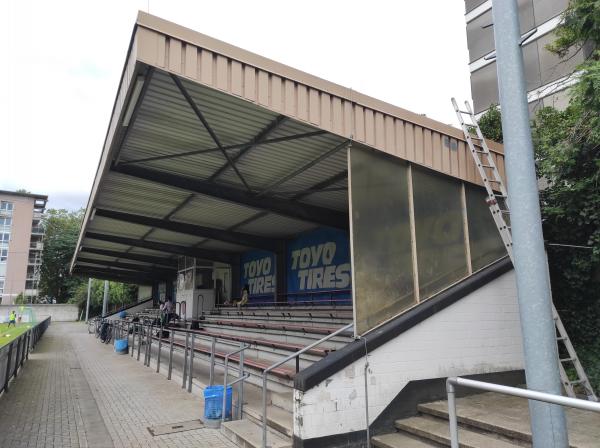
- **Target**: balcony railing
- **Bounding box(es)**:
[30,242,43,250]
[31,226,44,235]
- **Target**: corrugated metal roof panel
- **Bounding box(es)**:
[170,194,259,229]
[86,215,150,239]
[95,172,190,218]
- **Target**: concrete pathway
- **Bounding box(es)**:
[0,322,237,448]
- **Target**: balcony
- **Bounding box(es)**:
[31,226,44,235]
[30,242,43,250]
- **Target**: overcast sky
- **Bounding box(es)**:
[1,0,472,211]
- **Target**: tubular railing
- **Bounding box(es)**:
[446,377,600,448]
[104,317,251,423]
[0,317,51,395]
[222,343,251,422]
[261,322,353,448]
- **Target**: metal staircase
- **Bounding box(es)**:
[452,98,597,402]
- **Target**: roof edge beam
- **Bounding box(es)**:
[79,247,177,267]
[72,268,159,285]
[117,130,326,166]
[77,257,176,275]
[111,164,349,229]
[85,231,235,263]
[94,208,280,251]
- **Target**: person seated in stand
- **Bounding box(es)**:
[235,284,250,309]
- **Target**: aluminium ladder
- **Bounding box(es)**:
[452,98,598,402]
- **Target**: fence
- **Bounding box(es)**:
[0,317,51,395]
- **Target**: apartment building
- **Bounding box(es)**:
[465,0,590,115]
[0,190,48,305]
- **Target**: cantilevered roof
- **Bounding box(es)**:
[71,12,505,283]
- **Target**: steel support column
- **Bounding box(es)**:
[492,1,568,446]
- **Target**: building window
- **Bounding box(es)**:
[0,249,7,262]
[0,278,4,294]
[0,217,11,227]
[0,233,9,244]
[0,201,13,212]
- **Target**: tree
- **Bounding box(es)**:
[38,209,85,302]
[69,279,138,317]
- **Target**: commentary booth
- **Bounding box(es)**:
[71,13,523,447]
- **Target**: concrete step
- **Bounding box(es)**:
[221,419,292,448]
[395,416,521,448]
[244,401,293,438]
[372,432,440,448]
[418,393,600,448]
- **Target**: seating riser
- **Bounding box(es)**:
[203,315,352,327]
[171,334,322,368]
[194,323,352,349]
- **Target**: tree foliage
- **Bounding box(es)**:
[547,0,600,58]
[38,209,85,302]
[69,280,138,318]
[476,104,503,143]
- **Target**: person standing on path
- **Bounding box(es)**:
[7,310,16,328]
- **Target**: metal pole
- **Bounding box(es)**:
[491,1,568,446]
[182,332,189,388]
[156,324,162,373]
[131,323,136,357]
[446,380,459,448]
[222,357,229,423]
[187,334,195,392]
[137,324,143,361]
[102,280,109,317]
[238,341,244,420]
[209,337,216,386]
[168,329,174,380]
[85,278,92,322]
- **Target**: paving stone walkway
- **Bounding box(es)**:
[0,322,237,448]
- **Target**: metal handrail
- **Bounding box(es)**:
[261,322,353,448]
[222,344,251,422]
[446,377,600,448]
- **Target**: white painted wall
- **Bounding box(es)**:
[137,285,152,301]
[293,270,524,440]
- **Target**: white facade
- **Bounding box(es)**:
[294,270,524,440]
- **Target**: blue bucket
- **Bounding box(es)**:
[203,385,232,420]
[114,338,128,354]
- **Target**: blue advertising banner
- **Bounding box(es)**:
[240,250,276,302]
[286,228,352,304]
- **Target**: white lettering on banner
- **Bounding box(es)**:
[290,240,350,291]
[243,256,275,295]
[296,264,351,290]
